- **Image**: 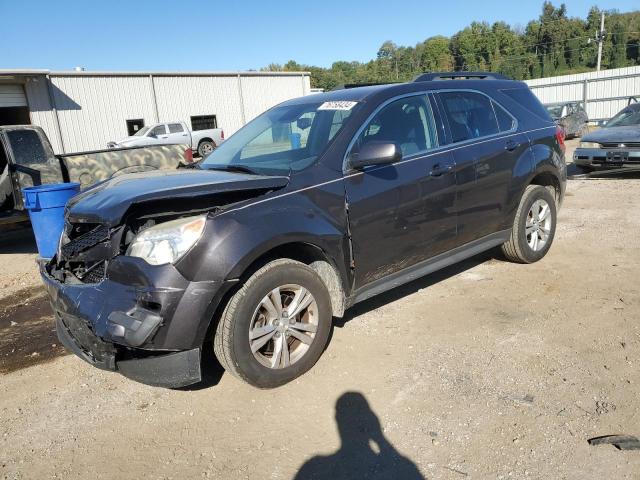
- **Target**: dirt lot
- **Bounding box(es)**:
[1,139,640,479]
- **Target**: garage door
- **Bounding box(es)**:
[0,84,27,108]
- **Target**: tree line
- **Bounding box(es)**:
[264,2,640,90]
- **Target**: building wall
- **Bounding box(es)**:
[525,66,640,122]
[152,76,244,135]
[24,72,311,154]
[23,77,64,153]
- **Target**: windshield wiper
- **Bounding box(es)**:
[204,164,259,175]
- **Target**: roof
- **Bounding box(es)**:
[0,69,310,77]
[282,77,528,106]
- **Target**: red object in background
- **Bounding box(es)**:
[555,126,566,153]
[184,147,194,163]
[221,130,225,140]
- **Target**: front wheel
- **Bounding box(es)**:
[501,185,557,264]
[213,259,332,388]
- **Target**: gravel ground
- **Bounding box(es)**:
[1,139,639,479]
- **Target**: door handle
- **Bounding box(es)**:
[181,133,188,136]
[505,140,519,151]
[429,163,454,177]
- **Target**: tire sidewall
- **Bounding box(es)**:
[229,264,332,388]
[198,141,215,157]
[516,186,557,263]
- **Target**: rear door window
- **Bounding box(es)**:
[168,123,184,133]
[439,91,499,143]
[493,102,516,132]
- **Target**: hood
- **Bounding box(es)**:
[582,125,640,144]
[66,169,289,226]
[114,136,141,146]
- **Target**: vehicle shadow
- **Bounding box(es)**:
[294,391,425,479]
[178,341,225,390]
[0,226,38,254]
[188,249,499,390]
[567,163,640,179]
[336,250,497,327]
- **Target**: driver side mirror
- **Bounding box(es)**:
[296,117,312,130]
[349,142,402,170]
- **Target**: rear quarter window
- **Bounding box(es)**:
[500,88,552,122]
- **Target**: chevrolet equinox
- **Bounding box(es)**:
[42,72,567,388]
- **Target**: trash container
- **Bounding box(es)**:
[22,182,81,259]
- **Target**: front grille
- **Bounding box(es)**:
[599,142,640,149]
[54,222,114,284]
[81,263,106,284]
[61,224,109,258]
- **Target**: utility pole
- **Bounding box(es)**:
[596,12,606,71]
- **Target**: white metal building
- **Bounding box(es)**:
[0,70,311,154]
[525,65,640,123]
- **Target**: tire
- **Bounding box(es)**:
[501,185,557,264]
[197,140,215,157]
[213,259,332,388]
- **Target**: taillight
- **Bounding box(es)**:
[184,147,194,163]
[555,126,565,153]
[221,130,224,140]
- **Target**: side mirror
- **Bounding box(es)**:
[296,117,312,130]
[149,133,157,138]
[349,142,401,170]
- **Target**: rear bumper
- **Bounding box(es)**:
[574,148,640,168]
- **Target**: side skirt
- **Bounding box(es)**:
[348,229,511,306]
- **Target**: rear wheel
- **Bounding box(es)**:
[197,140,216,157]
[213,259,332,388]
[501,185,557,263]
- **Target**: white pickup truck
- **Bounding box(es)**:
[107,121,224,157]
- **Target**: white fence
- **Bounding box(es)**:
[525,66,640,122]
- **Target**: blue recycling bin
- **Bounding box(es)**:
[22,182,81,259]
[290,133,302,149]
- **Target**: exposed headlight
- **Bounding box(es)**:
[126,215,207,265]
[579,141,600,149]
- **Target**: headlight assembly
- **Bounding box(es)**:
[578,141,600,149]
[126,215,207,266]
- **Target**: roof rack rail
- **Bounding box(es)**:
[413,71,511,82]
[332,82,397,90]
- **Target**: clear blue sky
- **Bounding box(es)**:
[1,0,637,71]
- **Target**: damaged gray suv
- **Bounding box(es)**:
[42,72,566,388]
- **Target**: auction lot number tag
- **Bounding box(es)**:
[318,101,358,111]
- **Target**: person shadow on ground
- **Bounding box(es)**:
[294,391,425,480]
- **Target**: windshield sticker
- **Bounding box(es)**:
[318,101,358,111]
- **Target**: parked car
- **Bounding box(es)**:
[573,102,640,172]
[544,102,589,138]
[0,125,191,229]
[42,72,566,389]
[107,121,224,157]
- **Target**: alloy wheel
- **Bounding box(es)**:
[248,284,319,369]
[526,199,553,251]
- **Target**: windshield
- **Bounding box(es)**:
[606,107,640,128]
[200,100,358,175]
[545,105,563,118]
[133,126,150,137]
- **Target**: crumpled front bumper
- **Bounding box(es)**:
[41,255,228,388]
